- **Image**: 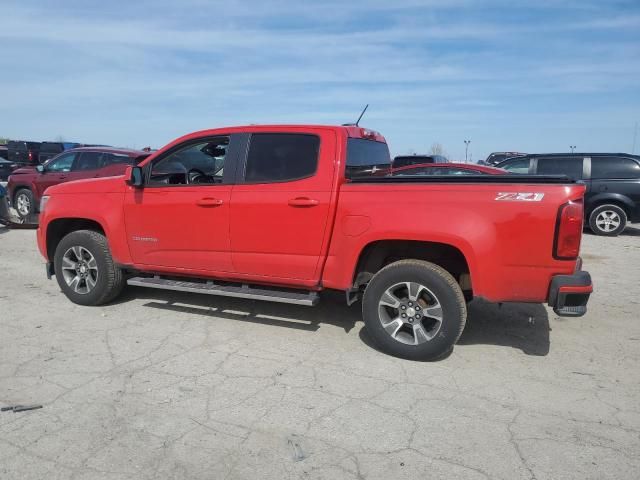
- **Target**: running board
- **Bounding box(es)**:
[127,276,320,306]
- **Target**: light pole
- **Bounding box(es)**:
[570,145,576,153]
[464,140,471,163]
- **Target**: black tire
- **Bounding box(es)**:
[588,204,627,236]
[54,230,125,306]
[13,188,34,219]
[362,260,467,361]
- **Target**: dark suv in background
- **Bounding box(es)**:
[7,140,42,165]
[498,153,640,236]
[38,142,80,163]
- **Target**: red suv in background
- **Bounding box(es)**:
[8,147,149,219]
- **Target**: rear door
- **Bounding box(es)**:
[589,156,640,210]
[67,151,104,182]
[229,129,336,283]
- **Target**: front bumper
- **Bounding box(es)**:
[547,268,592,317]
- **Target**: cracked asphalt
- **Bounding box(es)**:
[1,225,639,479]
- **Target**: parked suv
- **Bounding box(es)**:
[8,147,150,219]
[7,140,42,165]
[498,153,640,236]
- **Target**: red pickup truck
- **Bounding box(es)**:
[36,125,592,360]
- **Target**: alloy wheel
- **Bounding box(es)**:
[595,210,621,233]
[61,246,99,294]
[378,281,443,345]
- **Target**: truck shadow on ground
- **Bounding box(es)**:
[359,299,550,358]
[124,287,550,357]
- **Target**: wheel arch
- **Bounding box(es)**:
[351,239,473,296]
[46,218,106,261]
[586,193,634,218]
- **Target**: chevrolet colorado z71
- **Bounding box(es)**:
[36,125,593,360]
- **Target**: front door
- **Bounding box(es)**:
[123,135,237,274]
[229,130,336,283]
[34,152,77,198]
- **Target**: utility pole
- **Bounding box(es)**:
[570,145,576,153]
[464,140,471,163]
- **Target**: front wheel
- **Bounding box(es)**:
[54,230,126,306]
[362,260,467,361]
[588,204,627,236]
[14,188,34,219]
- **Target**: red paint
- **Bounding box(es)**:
[37,124,591,305]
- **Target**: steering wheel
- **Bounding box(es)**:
[187,168,207,184]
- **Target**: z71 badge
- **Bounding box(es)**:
[495,192,545,202]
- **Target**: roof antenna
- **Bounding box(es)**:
[343,104,369,126]
[355,104,369,126]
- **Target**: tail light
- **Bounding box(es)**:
[554,200,583,259]
[28,151,33,162]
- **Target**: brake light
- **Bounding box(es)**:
[28,151,33,162]
[554,200,583,259]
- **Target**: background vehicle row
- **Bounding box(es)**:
[498,153,640,235]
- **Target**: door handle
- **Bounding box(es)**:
[196,197,224,207]
[59,175,67,179]
[288,197,319,207]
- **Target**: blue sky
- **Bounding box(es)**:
[1,0,639,160]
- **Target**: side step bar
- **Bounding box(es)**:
[127,276,320,306]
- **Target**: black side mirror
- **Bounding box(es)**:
[36,165,45,173]
[127,166,144,187]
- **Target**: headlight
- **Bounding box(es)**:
[40,195,50,213]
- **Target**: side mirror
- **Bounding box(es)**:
[36,165,45,173]
[126,166,144,187]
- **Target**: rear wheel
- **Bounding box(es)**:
[589,204,627,236]
[54,230,125,306]
[14,188,34,219]
[362,260,467,361]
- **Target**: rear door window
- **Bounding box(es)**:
[74,152,103,171]
[591,157,640,179]
[245,134,319,183]
[536,157,583,179]
[102,153,134,166]
[347,139,391,178]
[500,157,530,174]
